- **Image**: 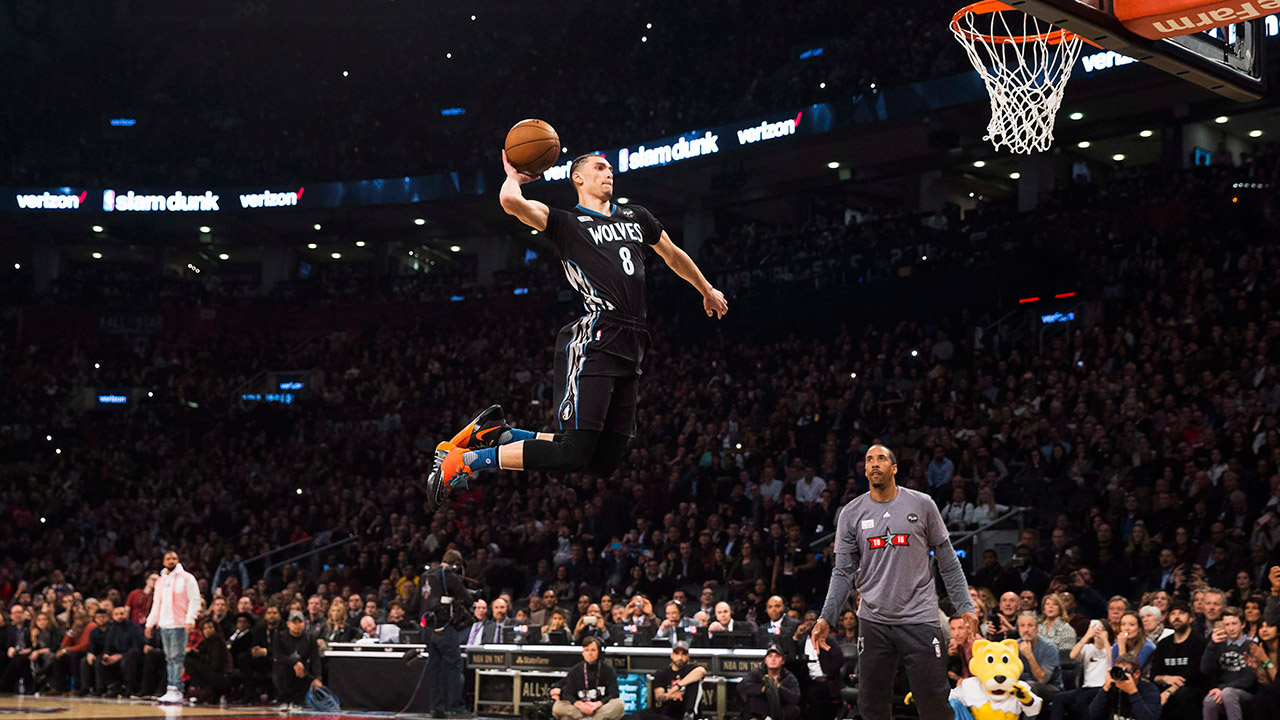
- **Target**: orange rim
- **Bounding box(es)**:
[952,0,1081,45]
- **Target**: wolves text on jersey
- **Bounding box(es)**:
[586,222,645,246]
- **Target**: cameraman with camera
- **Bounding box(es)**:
[1087,654,1160,720]
[422,550,474,719]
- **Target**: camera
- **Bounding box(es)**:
[1109,666,1131,682]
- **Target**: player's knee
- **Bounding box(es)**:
[558,431,597,471]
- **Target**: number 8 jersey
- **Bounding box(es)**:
[544,202,663,322]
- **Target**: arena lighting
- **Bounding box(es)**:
[148,391,154,397]
[92,225,104,233]
[641,36,647,42]
[342,70,348,77]
[849,372,857,379]
[1250,130,1264,137]
[92,252,102,259]
[40,517,46,524]
[55,449,61,455]
[331,252,342,259]
[827,161,840,169]
[1140,130,1154,138]
[46,435,51,441]
[356,240,366,247]
[530,230,539,235]
[313,223,322,231]
[1010,172,1021,179]
[1069,112,1084,120]
[13,263,19,269]
[819,82,826,89]
[646,22,652,28]
[617,197,630,204]
[471,15,476,20]
[307,242,317,249]
[199,225,211,233]
[296,488,303,495]
[450,245,461,252]
[1215,116,1229,124]
[1019,296,1040,303]
[910,350,919,357]
[414,218,426,225]
[446,53,452,59]
[922,255,928,260]
[1077,141,1091,148]
[1112,154,1126,161]
[218,253,229,260]
[94,363,100,369]
[735,443,742,449]
[1055,292,1076,298]
[973,160,986,168]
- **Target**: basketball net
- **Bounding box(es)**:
[952,1,1084,154]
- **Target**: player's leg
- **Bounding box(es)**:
[582,371,637,477]
[897,623,952,720]
[854,619,900,720]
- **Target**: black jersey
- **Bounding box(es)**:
[544,202,663,321]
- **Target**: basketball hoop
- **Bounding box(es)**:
[951,1,1085,154]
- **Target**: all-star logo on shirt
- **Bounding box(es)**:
[867,527,911,549]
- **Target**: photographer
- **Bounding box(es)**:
[1087,654,1160,720]
[551,637,623,720]
[422,551,474,719]
[738,644,801,720]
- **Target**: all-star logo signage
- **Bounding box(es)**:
[868,528,910,549]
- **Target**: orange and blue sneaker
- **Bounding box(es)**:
[425,404,508,511]
[448,404,507,450]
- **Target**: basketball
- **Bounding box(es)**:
[504,119,561,176]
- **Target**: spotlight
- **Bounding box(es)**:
[1215,116,1229,124]
[617,197,630,204]
[92,225,104,233]
[314,223,322,231]
[331,252,342,259]
[450,245,461,252]
[414,218,426,225]
[1069,112,1084,120]
[1139,130,1153,138]
[218,253,229,260]
[911,350,919,357]
[356,241,366,247]
[1010,172,1021,179]
[827,161,841,169]
[1112,153,1126,162]
[1249,130,1263,138]
[973,160,986,168]
[1077,141,1091,149]
[199,226,211,233]
[307,243,317,249]
[92,252,102,259]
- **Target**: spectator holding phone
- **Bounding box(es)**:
[1201,607,1257,720]
[1053,619,1112,720]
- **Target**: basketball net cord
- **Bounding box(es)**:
[952,8,1083,154]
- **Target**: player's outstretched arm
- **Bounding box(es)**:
[813,551,859,651]
[653,231,728,319]
[499,151,550,231]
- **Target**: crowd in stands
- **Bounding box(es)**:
[2,147,1280,720]
[1,1,964,187]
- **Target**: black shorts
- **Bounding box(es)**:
[552,313,650,437]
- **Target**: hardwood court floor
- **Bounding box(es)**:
[0,695,434,720]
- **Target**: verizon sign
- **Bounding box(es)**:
[14,190,87,210]
[239,187,304,209]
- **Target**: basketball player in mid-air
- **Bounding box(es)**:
[424,150,728,510]
[811,444,979,720]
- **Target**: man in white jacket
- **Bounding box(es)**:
[145,551,200,705]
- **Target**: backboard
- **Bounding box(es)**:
[1007,0,1266,100]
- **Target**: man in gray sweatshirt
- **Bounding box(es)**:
[812,444,978,720]
[1200,607,1257,720]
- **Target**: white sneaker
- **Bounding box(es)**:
[156,687,184,705]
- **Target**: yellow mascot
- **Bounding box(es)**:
[950,638,1042,719]
[907,638,1042,719]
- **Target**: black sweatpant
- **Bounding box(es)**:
[857,619,950,720]
[521,429,629,477]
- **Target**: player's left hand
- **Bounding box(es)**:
[961,611,981,638]
[703,287,728,319]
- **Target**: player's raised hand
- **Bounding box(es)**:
[811,618,831,652]
[703,287,728,319]
[502,150,540,184]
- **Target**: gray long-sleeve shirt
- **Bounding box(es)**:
[820,486,974,626]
